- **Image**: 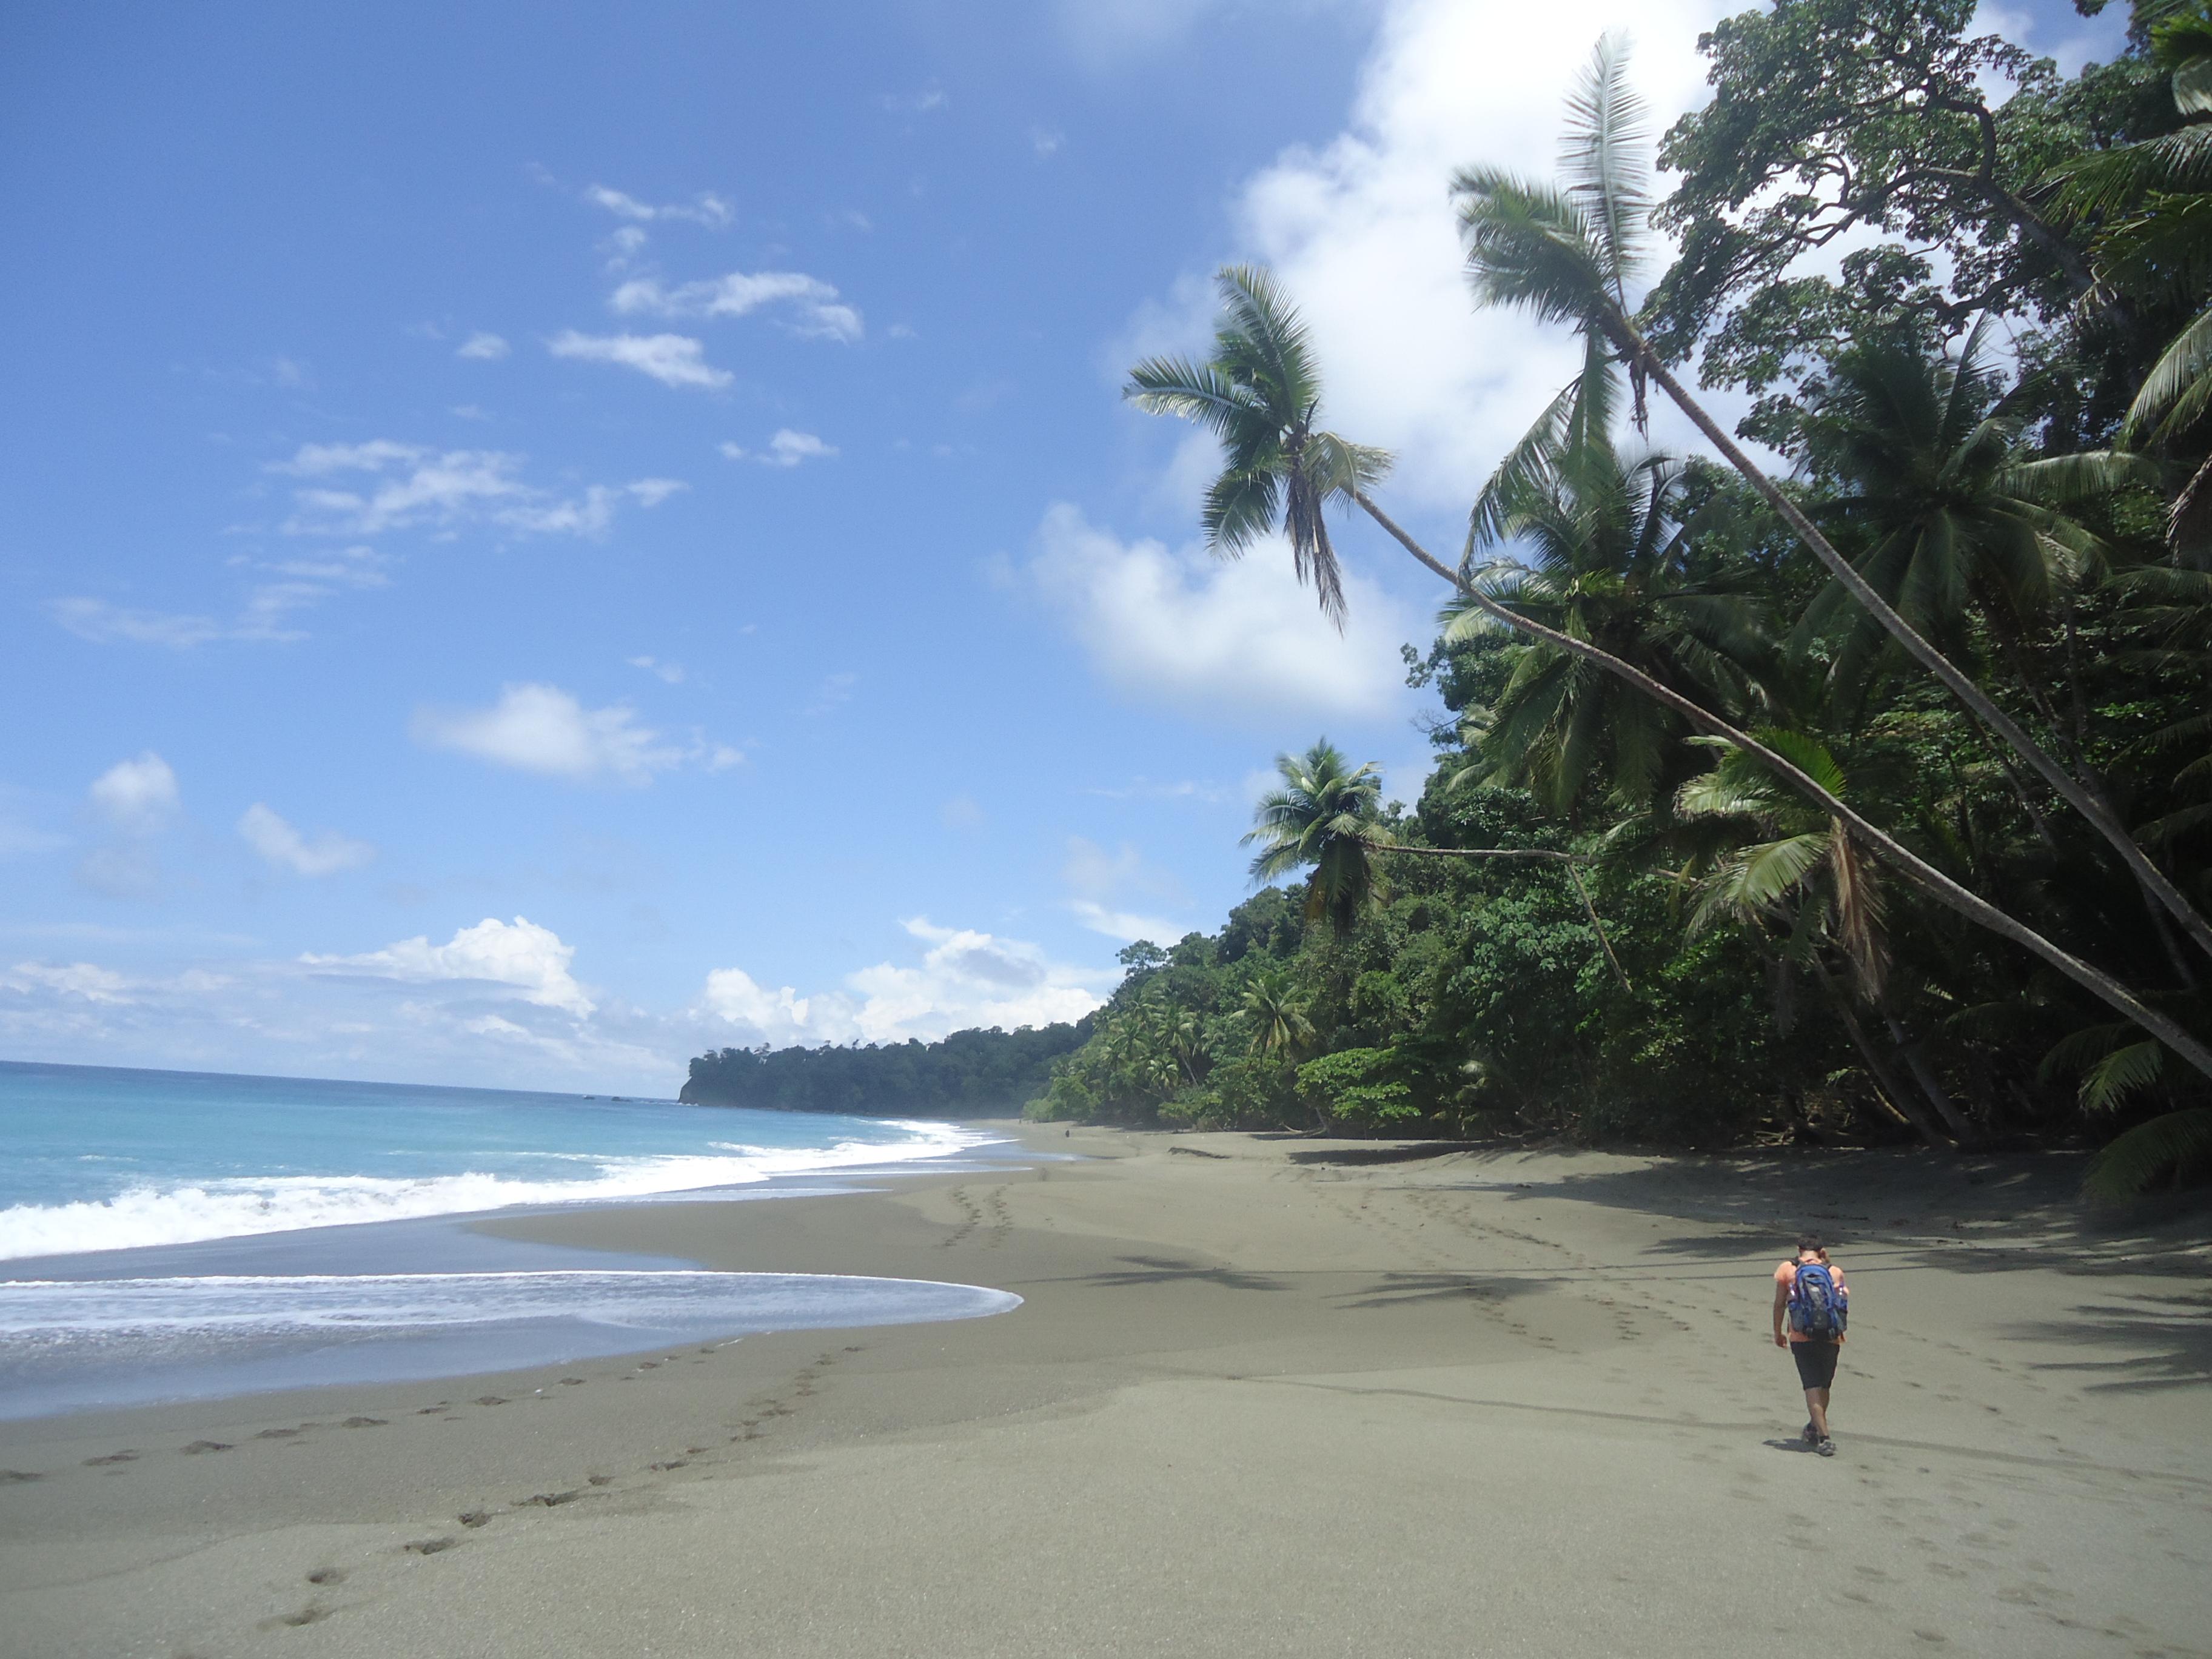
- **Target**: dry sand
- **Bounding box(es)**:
[1,1125,2207,1658]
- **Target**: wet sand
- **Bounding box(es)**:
[1,1125,2207,1657]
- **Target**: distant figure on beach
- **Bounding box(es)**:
[1773,1234,1849,1456]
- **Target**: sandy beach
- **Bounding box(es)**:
[2,1125,2207,1658]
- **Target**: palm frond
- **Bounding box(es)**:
[1452,169,1617,330]
[2079,1041,2167,1113]
[2127,300,2212,440]
[1559,31,1650,304]
[2083,1108,2212,1199]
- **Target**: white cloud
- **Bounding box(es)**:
[1062,835,1186,943]
[1121,0,1717,515]
[628,654,686,683]
[940,793,985,830]
[548,330,732,389]
[237,803,375,877]
[269,440,627,538]
[304,916,594,1016]
[586,184,733,227]
[701,916,1107,1047]
[1031,127,1065,159]
[456,332,509,360]
[626,477,688,507]
[1022,501,1413,723]
[721,429,837,468]
[53,585,323,648]
[612,272,863,343]
[880,89,948,114]
[1,961,134,1004]
[89,753,179,833]
[412,683,686,785]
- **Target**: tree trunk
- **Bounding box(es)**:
[1618,323,2212,970]
[1882,1012,1979,1145]
[1810,965,1951,1148]
[1350,489,2212,1088]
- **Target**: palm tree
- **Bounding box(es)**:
[1241,970,1316,1059]
[1126,174,2212,1085]
[1446,441,1771,817]
[1672,731,1970,1146]
[1452,33,2212,970]
[1243,740,1389,936]
[1125,266,1390,629]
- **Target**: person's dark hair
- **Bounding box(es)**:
[1795,1233,1823,1256]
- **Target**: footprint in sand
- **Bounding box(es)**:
[404,1537,457,1554]
[306,1567,346,1586]
[180,1440,232,1455]
[340,1416,386,1428]
[263,1606,329,1630]
[0,1470,41,1483]
[474,1396,508,1406]
[560,1376,585,1386]
[457,1510,493,1528]
[82,1450,137,1466]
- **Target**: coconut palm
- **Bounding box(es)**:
[1446,441,1772,817]
[1125,266,1390,628]
[1243,741,1389,936]
[1452,32,2212,967]
[1132,271,2212,1081]
[1241,971,1316,1060]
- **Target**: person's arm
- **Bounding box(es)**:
[1772,1270,1790,1347]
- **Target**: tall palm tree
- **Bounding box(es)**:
[1125,266,1390,628]
[1452,32,2212,968]
[1243,740,1389,936]
[1127,214,2212,1083]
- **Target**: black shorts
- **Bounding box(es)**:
[1792,1339,1840,1390]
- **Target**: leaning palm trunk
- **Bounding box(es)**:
[1349,488,2212,1087]
[1616,331,2212,968]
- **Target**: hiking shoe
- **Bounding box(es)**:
[1816,1437,1837,1458]
[1802,1421,1818,1445]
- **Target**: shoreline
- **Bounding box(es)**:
[2,1124,2207,1657]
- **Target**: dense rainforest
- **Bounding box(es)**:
[693,0,2212,1196]
[1034,0,2212,1197]
[681,1019,1091,1117]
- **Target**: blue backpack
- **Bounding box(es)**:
[1789,1261,1846,1340]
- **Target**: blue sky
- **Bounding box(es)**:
[0,0,2122,1092]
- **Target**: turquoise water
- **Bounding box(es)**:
[0,1062,1021,1416]
[0,1061,990,1259]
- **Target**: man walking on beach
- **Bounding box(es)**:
[1774,1234,1848,1456]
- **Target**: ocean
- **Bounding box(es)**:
[0,1061,1022,1418]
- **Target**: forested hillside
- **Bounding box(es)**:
[681,1019,1091,1118]
[1031,0,2212,1196]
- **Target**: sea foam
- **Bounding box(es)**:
[0,1122,993,1261]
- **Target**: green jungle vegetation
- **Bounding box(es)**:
[680,1019,1091,1118]
[693,1,2212,1198]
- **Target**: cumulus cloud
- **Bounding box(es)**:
[700,917,1107,1047]
[412,683,687,785]
[720,429,837,468]
[456,332,509,360]
[586,184,733,227]
[626,477,688,507]
[89,753,179,833]
[304,916,594,1016]
[1122,0,1720,514]
[612,272,862,343]
[1022,502,1413,723]
[548,330,731,389]
[237,803,375,877]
